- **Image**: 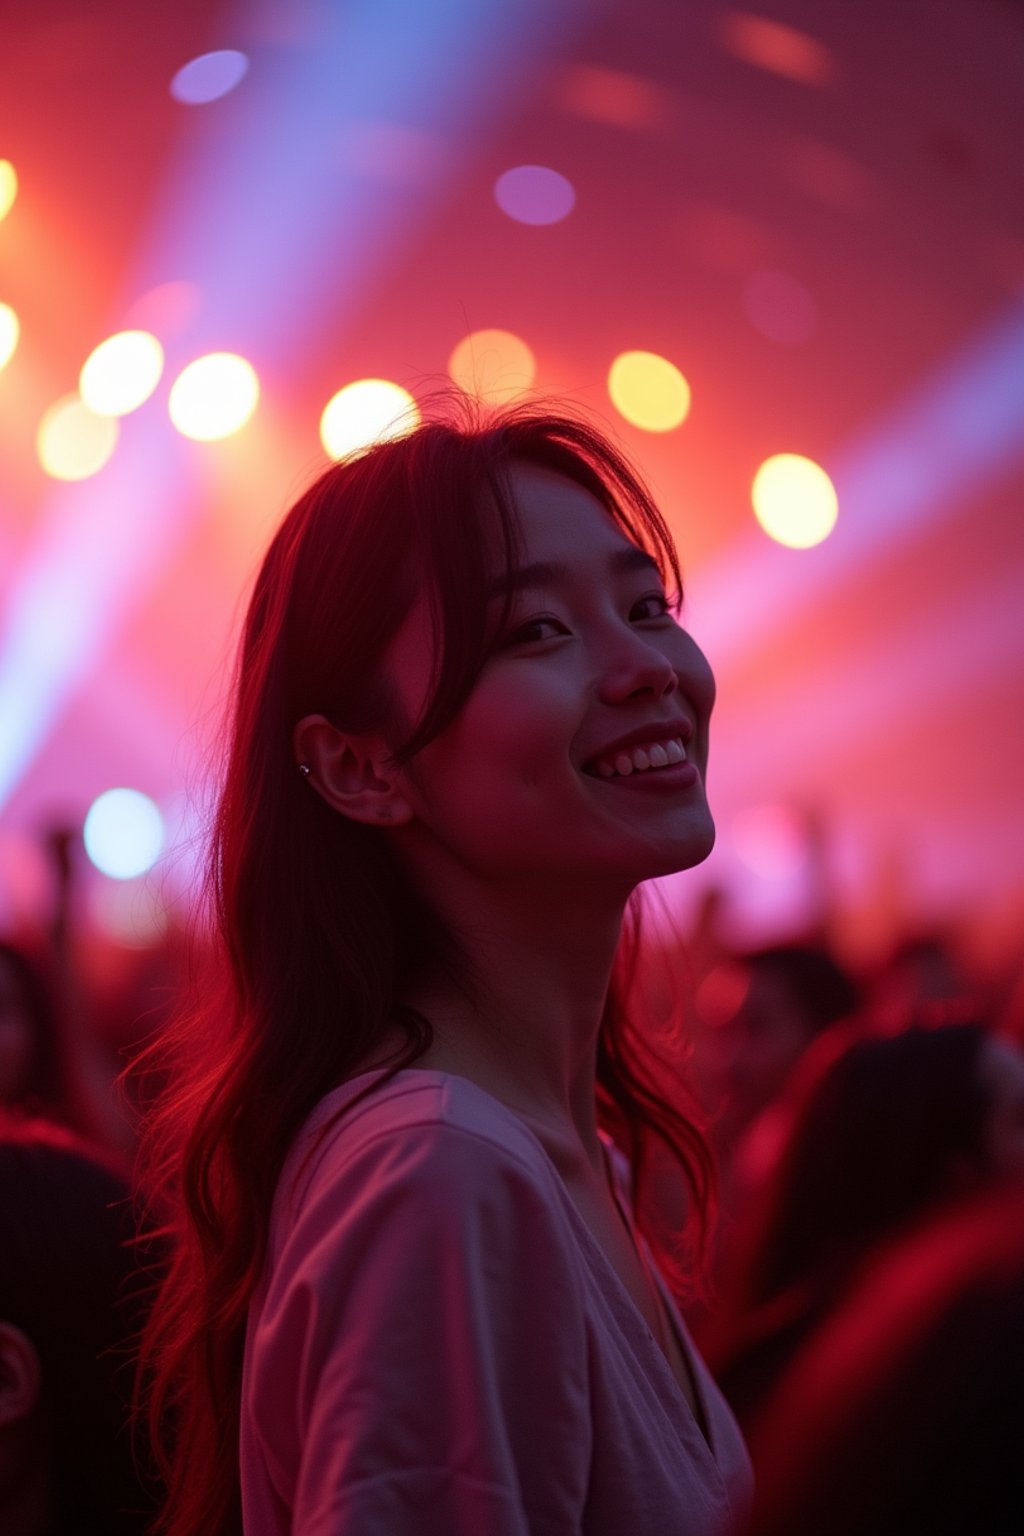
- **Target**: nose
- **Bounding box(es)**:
[595,625,717,718]
[595,631,679,706]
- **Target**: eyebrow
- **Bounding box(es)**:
[487,545,662,599]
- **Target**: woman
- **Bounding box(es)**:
[138,402,753,1534]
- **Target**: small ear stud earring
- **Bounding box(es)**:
[297,762,312,777]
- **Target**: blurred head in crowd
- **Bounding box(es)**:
[869,929,974,1032]
[705,1015,1024,1430]
[0,1114,158,1536]
[0,942,64,1117]
[701,942,861,1132]
[739,1017,1024,1311]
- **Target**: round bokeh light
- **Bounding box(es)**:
[170,50,250,105]
[608,350,691,432]
[80,330,164,416]
[168,352,259,441]
[0,160,17,222]
[447,328,536,403]
[319,379,419,460]
[752,453,838,548]
[493,165,576,226]
[83,788,165,880]
[37,396,119,480]
[0,303,19,371]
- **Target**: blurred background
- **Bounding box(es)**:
[4,16,1024,1522]
[1,0,1023,991]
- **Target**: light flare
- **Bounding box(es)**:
[0,303,19,371]
[80,330,164,416]
[320,379,419,460]
[168,352,259,441]
[752,454,838,548]
[608,350,691,432]
[83,787,165,880]
[447,329,535,403]
[0,160,17,222]
[37,396,120,481]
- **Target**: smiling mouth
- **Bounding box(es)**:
[585,737,689,779]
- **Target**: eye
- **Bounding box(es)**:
[502,614,569,647]
[630,591,671,622]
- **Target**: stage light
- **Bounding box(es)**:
[608,350,691,432]
[37,396,119,481]
[319,379,418,460]
[170,50,250,105]
[447,328,535,403]
[168,352,259,441]
[80,330,164,416]
[83,787,165,880]
[494,165,575,226]
[0,160,16,222]
[752,453,838,548]
[0,303,19,371]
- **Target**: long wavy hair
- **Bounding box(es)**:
[135,400,715,1536]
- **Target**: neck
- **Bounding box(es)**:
[401,874,634,1167]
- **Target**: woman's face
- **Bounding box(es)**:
[385,463,716,892]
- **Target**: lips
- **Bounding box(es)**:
[592,737,687,778]
[581,719,695,779]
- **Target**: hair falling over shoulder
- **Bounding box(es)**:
[132,398,716,1536]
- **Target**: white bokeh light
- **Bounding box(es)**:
[319,379,418,460]
[83,787,165,880]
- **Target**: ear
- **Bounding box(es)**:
[0,1320,42,1428]
[293,713,414,827]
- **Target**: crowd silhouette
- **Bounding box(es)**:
[1,812,1023,1534]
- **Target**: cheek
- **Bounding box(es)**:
[408,684,577,831]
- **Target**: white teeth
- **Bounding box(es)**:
[592,737,688,778]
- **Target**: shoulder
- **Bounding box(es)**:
[270,1071,573,1265]
[296,1070,551,1187]
[254,1070,589,1358]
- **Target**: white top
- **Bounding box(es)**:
[241,1069,753,1534]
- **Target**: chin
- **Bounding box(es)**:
[665,810,716,873]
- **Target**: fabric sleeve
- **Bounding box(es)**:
[245,1118,592,1536]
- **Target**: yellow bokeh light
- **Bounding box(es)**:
[0,303,19,371]
[320,379,419,461]
[80,330,164,416]
[0,160,17,222]
[447,329,536,404]
[168,352,259,441]
[751,453,838,548]
[608,351,691,432]
[37,395,120,481]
